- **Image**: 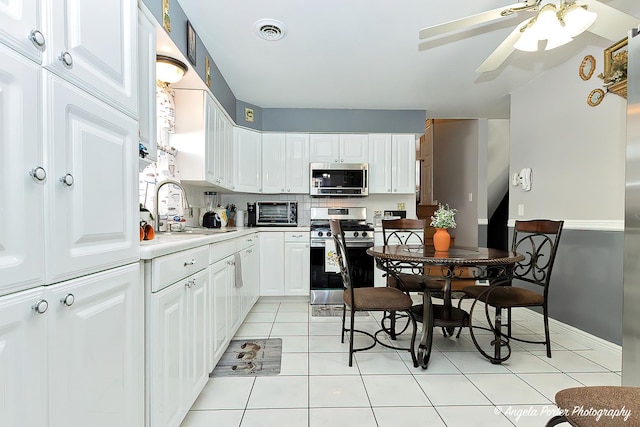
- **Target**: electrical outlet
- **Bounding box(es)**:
[397,203,405,210]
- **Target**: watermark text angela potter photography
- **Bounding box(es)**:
[494,405,632,422]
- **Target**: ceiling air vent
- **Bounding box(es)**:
[255,19,286,41]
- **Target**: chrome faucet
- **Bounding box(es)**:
[155,179,191,232]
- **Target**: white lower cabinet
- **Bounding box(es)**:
[148,266,209,427]
[208,255,231,368]
[0,263,143,427]
[259,232,309,296]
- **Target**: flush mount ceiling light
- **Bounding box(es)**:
[255,19,287,41]
[156,55,188,84]
[513,1,597,52]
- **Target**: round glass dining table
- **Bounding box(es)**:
[367,245,525,368]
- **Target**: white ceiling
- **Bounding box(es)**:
[177,0,640,118]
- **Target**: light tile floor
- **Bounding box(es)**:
[181,297,622,427]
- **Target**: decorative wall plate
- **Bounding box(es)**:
[579,55,596,80]
[587,88,605,107]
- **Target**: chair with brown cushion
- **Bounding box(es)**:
[330,219,418,367]
[380,219,446,338]
[461,219,563,363]
[546,386,640,426]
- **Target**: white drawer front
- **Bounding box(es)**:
[209,240,237,265]
[238,233,259,250]
[284,231,309,243]
[152,246,208,292]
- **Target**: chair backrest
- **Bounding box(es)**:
[512,220,564,296]
[330,219,352,291]
[382,218,426,245]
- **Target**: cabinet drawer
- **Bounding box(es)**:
[210,240,237,265]
[152,246,208,292]
[238,233,259,250]
[285,231,309,243]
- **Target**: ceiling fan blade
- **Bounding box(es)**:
[475,24,525,73]
[419,3,531,39]
[580,0,639,41]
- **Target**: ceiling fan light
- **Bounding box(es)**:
[514,29,540,51]
[156,55,188,84]
[562,4,597,37]
[544,32,573,50]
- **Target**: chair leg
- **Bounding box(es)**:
[408,309,418,368]
[389,310,397,340]
[341,302,347,343]
[349,309,356,367]
[492,306,503,363]
[543,305,552,358]
[545,415,568,426]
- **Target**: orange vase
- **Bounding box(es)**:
[433,228,451,252]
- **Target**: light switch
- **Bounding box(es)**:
[397,203,405,210]
[468,193,473,202]
[518,204,524,216]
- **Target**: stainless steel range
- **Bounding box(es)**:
[309,207,375,304]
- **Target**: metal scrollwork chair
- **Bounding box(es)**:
[380,219,444,338]
[461,219,563,363]
[330,220,418,367]
[546,386,640,426]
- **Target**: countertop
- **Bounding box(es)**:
[140,226,310,260]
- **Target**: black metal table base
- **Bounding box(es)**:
[411,303,470,368]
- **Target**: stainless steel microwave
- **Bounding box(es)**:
[309,163,368,197]
[256,201,298,226]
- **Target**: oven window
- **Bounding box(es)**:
[310,245,374,289]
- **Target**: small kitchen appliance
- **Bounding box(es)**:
[256,201,298,226]
[202,191,220,228]
[247,202,257,227]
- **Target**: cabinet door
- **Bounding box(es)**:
[391,134,416,194]
[285,133,310,193]
[47,263,143,427]
[368,134,392,194]
[228,255,243,336]
[209,257,229,369]
[44,73,138,285]
[205,94,219,184]
[339,134,369,163]
[0,287,47,427]
[284,242,310,296]
[137,6,157,164]
[149,277,187,427]
[259,232,285,296]
[240,245,259,314]
[185,268,209,406]
[261,133,286,193]
[42,0,138,116]
[309,134,339,163]
[232,127,262,192]
[0,0,42,63]
[0,44,44,296]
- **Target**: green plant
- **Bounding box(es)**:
[430,203,457,229]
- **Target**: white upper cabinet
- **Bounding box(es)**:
[391,134,416,194]
[137,6,157,166]
[0,45,44,297]
[232,127,262,193]
[44,72,139,285]
[0,0,43,63]
[262,133,309,194]
[310,134,368,163]
[368,134,416,194]
[42,0,138,117]
[171,91,231,189]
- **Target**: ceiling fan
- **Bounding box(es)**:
[419,0,639,73]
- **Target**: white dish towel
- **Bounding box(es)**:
[234,252,243,288]
[324,238,341,273]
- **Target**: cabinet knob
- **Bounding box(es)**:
[61,293,75,306]
[334,159,338,163]
[59,51,73,67]
[59,173,74,186]
[183,259,196,267]
[28,29,45,49]
[30,166,47,181]
[281,188,285,192]
[287,189,290,192]
[33,299,48,314]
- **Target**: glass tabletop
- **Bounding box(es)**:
[367,245,524,266]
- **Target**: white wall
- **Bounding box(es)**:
[510,45,627,225]
[487,119,510,219]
